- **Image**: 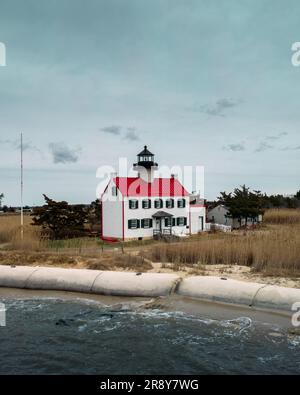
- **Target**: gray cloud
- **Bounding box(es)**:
[124,129,139,141]
[223,143,245,152]
[280,145,300,151]
[100,125,140,141]
[187,98,241,117]
[49,142,80,164]
[0,139,11,145]
[265,132,288,141]
[255,132,288,153]
[0,138,40,153]
[127,127,136,132]
[100,125,121,135]
[255,141,274,153]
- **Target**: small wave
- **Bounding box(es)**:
[287,335,300,348]
[78,324,88,332]
[258,354,281,364]
[220,317,253,334]
[267,332,285,344]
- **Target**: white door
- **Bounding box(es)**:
[155,218,161,231]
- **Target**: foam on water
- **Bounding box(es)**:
[1,296,300,374]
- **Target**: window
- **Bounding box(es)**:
[142,199,151,209]
[140,155,152,162]
[112,186,117,196]
[129,199,138,209]
[141,218,152,228]
[154,199,163,209]
[177,199,186,208]
[177,217,187,226]
[128,219,140,229]
[166,199,174,209]
[164,217,174,227]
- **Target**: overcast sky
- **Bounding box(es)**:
[0,0,299,205]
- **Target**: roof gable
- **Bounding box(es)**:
[113,177,189,197]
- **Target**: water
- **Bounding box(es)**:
[0,296,300,375]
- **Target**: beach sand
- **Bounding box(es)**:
[149,262,300,289]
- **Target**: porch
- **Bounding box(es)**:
[152,210,173,238]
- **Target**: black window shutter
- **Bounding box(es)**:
[148,199,151,208]
[137,219,140,228]
[128,220,132,229]
[160,199,163,208]
[183,199,186,207]
[142,200,145,209]
[164,218,168,227]
[184,217,187,225]
[166,199,173,208]
[130,200,138,209]
[149,219,153,228]
[141,219,144,228]
[176,217,180,226]
[172,218,176,226]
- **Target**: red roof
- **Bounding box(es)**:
[113,177,189,197]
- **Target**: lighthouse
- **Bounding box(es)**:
[133,145,158,183]
[100,145,206,241]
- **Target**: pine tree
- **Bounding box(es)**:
[218,185,265,225]
[31,195,88,239]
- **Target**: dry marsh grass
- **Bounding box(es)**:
[0,215,41,250]
[264,208,300,225]
[144,223,300,277]
[0,215,151,271]
[1,209,300,277]
[0,215,102,252]
[0,250,151,272]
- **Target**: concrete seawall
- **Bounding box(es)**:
[0,265,299,313]
[0,266,179,297]
[177,276,300,312]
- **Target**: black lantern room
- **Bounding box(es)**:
[134,146,158,169]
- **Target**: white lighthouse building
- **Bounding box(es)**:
[101,146,206,241]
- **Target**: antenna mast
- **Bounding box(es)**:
[20,132,24,241]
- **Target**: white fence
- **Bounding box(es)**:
[205,223,232,233]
